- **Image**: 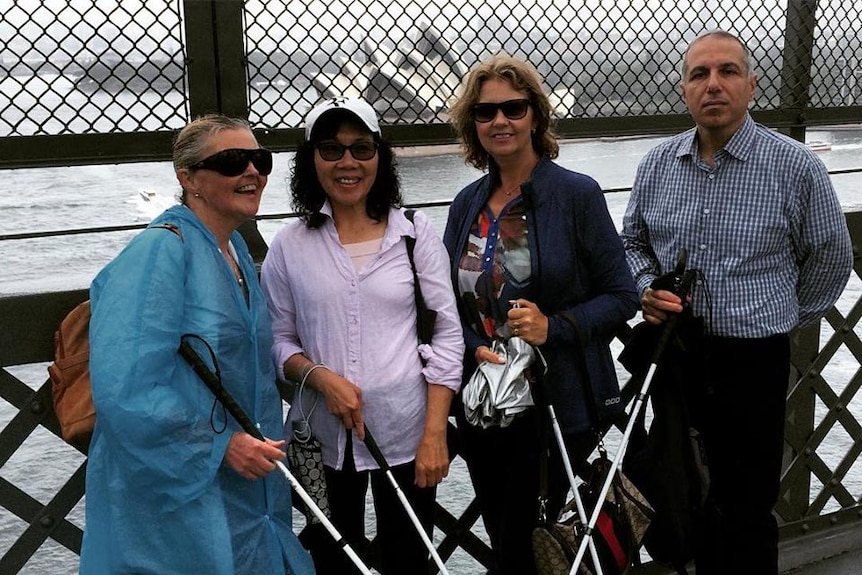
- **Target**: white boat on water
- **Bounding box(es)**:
[807,140,832,152]
[134,190,177,220]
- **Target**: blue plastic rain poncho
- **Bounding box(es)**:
[79,206,314,575]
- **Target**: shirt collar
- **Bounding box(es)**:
[320,199,413,251]
[722,113,756,161]
[675,113,755,162]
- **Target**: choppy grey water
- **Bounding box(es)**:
[2,129,861,574]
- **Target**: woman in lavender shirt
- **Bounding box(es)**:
[261,97,464,574]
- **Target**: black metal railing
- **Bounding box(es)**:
[1,0,860,167]
[2,1,862,572]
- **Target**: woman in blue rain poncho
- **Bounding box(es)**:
[79,115,314,575]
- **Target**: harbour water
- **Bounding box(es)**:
[1,128,861,574]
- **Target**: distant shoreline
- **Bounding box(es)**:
[395,123,862,158]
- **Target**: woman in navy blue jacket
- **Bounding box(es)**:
[443,54,639,575]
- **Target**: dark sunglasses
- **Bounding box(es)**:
[471,98,531,123]
[316,141,378,161]
[190,148,273,177]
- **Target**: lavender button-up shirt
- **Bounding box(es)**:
[261,204,464,470]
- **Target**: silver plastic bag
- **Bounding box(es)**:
[463,336,536,428]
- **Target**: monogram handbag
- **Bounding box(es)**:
[533,452,653,575]
[532,311,653,574]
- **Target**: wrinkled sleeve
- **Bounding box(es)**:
[794,161,853,326]
[413,210,465,391]
[621,156,662,298]
[260,231,304,381]
[548,182,639,345]
[89,229,231,509]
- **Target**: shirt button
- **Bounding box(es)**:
[703,208,710,214]
[699,244,707,250]
[708,174,715,180]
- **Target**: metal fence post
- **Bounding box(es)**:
[183,0,249,119]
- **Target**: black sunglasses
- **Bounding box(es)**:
[471,98,531,123]
[316,141,378,161]
[190,148,273,177]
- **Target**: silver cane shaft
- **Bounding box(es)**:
[547,405,605,575]
[568,363,658,575]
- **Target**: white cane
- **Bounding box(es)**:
[533,346,605,575]
[569,250,695,575]
[178,338,374,575]
[547,402,605,575]
[362,427,450,575]
[272,460,372,574]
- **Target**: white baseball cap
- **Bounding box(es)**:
[304,97,381,140]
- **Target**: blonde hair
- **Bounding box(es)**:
[448,53,559,171]
[173,115,254,171]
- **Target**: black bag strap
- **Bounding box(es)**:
[558,311,606,439]
[404,209,434,345]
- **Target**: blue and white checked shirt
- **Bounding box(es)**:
[621,114,853,338]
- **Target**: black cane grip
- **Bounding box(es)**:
[178,339,265,442]
[361,427,389,471]
[651,248,690,297]
[674,247,687,276]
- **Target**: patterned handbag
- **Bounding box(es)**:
[286,378,330,523]
[533,453,653,575]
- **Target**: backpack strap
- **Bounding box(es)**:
[151,222,183,240]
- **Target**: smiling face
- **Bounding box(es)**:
[681,34,757,145]
[474,76,538,168]
[313,120,378,213]
[178,128,267,234]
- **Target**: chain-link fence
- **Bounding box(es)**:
[1,0,859,143]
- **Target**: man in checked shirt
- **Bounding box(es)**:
[621,29,853,575]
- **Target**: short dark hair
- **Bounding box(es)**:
[290,115,402,229]
[681,29,754,80]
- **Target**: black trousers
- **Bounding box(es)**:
[310,438,437,575]
[693,334,789,575]
[455,406,595,575]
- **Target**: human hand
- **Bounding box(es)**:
[641,288,684,325]
[315,369,365,441]
[475,345,505,365]
[415,429,449,488]
[507,299,548,345]
[224,432,286,481]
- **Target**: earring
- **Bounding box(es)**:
[194,193,201,197]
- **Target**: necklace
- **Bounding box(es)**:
[224,251,245,287]
[502,183,521,196]
[231,261,244,287]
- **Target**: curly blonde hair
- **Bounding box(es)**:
[448,53,559,171]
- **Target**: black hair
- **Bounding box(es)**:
[290,112,402,229]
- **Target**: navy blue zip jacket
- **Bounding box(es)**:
[443,157,639,432]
